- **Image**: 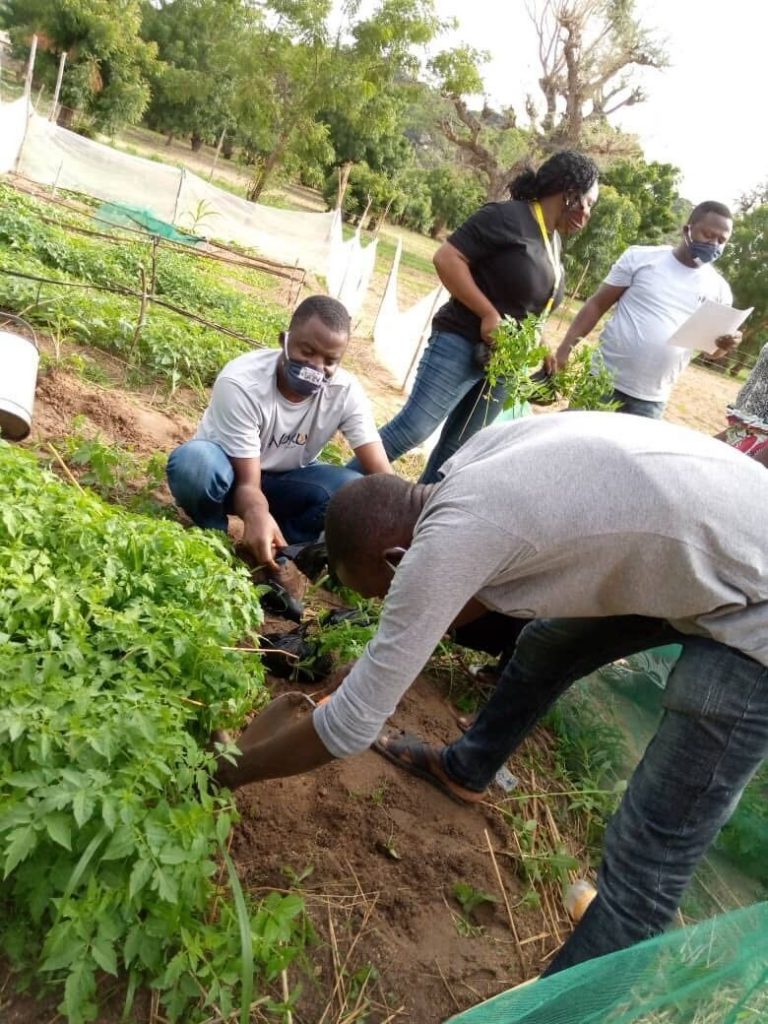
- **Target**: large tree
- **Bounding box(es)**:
[1,0,157,132]
[232,0,442,201]
[429,0,667,198]
[716,196,768,375]
[141,0,251,149]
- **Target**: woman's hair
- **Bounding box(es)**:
[509,150,599,202]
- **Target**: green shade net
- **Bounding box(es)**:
[446,902,768,1023]
[94,202,203,245]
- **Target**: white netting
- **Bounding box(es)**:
[326,223,378,317]
[0,97,29,175]
[372,239,447,455]
[2,99,369,296]
[373,238,446,393]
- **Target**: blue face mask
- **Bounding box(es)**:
[282,334,326,397]
[686,228,724,265]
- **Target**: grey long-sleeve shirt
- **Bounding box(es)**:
[314,413,768,758]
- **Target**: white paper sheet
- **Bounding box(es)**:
[667,301,753,354]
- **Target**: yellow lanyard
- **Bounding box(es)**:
[532,200,562,316]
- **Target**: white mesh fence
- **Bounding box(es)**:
[0,97,371,310]
[372,238,447,454]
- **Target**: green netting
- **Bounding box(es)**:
[95,201,203,245]
[446,902,768,1023]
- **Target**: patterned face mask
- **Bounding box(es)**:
[282,333,326,397]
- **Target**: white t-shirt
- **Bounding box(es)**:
[597,246,732,402]
[194,349,379,472]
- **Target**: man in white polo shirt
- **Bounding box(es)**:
[167,295,391,607]
[549,201,741,417]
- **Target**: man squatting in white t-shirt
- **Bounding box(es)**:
[548,201,742,418]
[166,295,391,608]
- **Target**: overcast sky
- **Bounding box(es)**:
[430,0,767,206]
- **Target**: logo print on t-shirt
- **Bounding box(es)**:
[268,431,309,448]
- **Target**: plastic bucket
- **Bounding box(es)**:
[0,322,39,441]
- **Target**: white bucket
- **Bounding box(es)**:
[0,325,39,441]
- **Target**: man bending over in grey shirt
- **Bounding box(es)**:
[215,413,768,975]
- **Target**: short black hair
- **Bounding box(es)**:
[688,201,733,225]
[325,475,413,573]
[290,295,351,336]
[509,150,599,202]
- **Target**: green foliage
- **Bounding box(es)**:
[564,183,641,297]
[485,314,549,400]
[423,166,485,237]
[52,416,170,516]
[0,183,285,389]
[483,315,616,411]
[452,881,498,920]
[315,617,378,663]
[142,0,248,143]
[0,441,309,1021]
[601,159,681,244]
[552,347,618,411]
[717,200,768,370]
[717,761,768,885]
[2,0,158,132]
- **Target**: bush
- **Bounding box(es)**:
[0,443,306,1022]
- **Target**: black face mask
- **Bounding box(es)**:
[282,334,326,397]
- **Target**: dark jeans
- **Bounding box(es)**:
[166,439,360,544]
[349,330,508,484]
[611,388,666,419]
[442,616,768,973]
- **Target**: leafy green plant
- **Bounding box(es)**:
[452,881,498,920]
[314,616,378,663]
[0,442,309,1022]
[484,313,549,402]
[0,183,285,389]
[481,311,617,412]
[52,418,170,516]
[551,346,619,411]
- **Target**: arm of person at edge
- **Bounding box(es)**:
[545,283,627,374]
[352,439,393,475]
[433,241,502,344]
[229,455,286,573]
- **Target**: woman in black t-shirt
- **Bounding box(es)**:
[373,150,599,483]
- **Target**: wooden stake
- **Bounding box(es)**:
[483,828,526,972]
[50,51,67,122]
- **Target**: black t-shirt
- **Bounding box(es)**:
[432,200,565,344]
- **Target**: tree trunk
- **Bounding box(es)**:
[430,218,447,239]
[165,131,174,147]
[337,162,353,207]
[222,136,234,160]
[56,106,75,129]
[190,130,203,152]
[246,132,290,203]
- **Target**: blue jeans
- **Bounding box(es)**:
[443,616,768,973]
[166,439,361,544]
[351,330,508,484]
[612,388,666,419]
